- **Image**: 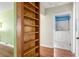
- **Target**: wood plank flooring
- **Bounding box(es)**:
[40,46,75,57]
[40,46,53,57]
[0,44,13,57]
[0,45,75,57]
[54,48,75,57]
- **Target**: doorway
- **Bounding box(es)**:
[40,2,75,57]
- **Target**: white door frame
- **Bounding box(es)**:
[72,2,76,55]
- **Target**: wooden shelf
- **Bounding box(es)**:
[24,5,39,14]
[29,2,39,9]
[24,24,39,27]
[24,39,39,43]
[34,53,39,57]
[24,32,39,34]
[24,46,39,55]
[24,15,39,21]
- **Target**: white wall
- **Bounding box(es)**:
[75,2,79,57]
[0,2,13,13]
[40,4,53,48]
[40,3,73,49]
[45,3,73,50]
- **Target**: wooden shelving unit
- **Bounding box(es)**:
[17,2,40,57]
[24,14,39,20]
[24,24,39,27]
[24,46,39,56]
[24,39,39,43]
[29,2,39,9]
[24,5,39,14]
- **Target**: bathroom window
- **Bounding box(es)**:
[55,14,70,31]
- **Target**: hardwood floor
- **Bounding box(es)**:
[0,44,13,57]
[40,46,53,57]
[54,48,75,57]
[0,45,75,57]
[40,46,75,57]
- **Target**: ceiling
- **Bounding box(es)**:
[0,2,13,12]
[41,2,70,8]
